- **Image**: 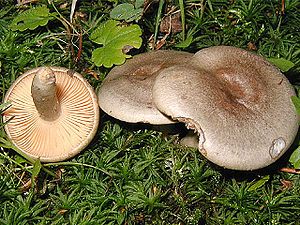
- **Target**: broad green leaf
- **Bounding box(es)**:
[248,175,270,191]
[110,3,143,22]
[90,20,142,68]
[289,146,300,169]
[291,96,300,116]
[267,58,295,72]
[9,5,54,31]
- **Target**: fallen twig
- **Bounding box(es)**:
[279,167,300,174]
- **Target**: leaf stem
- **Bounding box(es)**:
[154,0,165,48]
[178,0,185,40]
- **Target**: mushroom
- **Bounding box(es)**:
[152,46,299,170]
[97,50,193,125]
[180,130,199,148]
[3,66,99,162]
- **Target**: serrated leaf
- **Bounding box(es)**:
[291,96,300,115]
[90,20,142,68]
[9,5,54,31]
[289,146,300,169]
[92,48,130,69]
[267,58,295,72]
[110,3,143,22]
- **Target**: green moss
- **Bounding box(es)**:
[1,0,300,224]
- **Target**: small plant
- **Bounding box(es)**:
[90,20,142,68]
[110,0,144,22]
[9,5,55,31]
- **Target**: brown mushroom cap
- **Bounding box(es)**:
[152,46,299,170]
[3,66,99,162]
[97,50,193,124]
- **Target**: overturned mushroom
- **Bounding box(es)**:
[152,46,299,170]
[3,67,99,162]
[97,50,193,125]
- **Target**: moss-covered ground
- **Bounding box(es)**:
[1,0,300,224]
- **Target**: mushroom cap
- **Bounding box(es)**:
[152,46,299,170]
[3,66,99,162]
[98,50,193,124]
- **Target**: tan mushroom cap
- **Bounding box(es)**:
[152,46,299,170]
[98,50,193,124]
[3,66,99,162]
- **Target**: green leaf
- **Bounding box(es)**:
[14,155,28,164]
[90,20,142,68]
[248,175,270,191]
[110,3,143,22]
[0,6,13,19]
[135,0,145,8]
[0,102,11,112]
[267,58,295,72]
[291,96,300,115]
[31,159,42,188]
[0,155,5,165]
[289,146,300,169]
[175,35,193,48]
[9,5,54,31]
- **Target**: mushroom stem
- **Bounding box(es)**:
[31,67,61,121]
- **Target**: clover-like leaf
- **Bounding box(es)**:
[90,20,142,68]
[110,3,143,22]
[9,5,54,31]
